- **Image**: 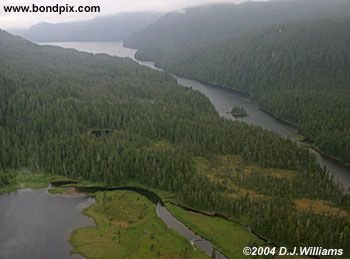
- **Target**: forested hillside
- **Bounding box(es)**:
[12,12,162,42]
[125,0,350,49]
[0,30,349,255]
[135,17,350,165]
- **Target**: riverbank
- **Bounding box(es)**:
[165,203,264,259]
[166,62,347,164]
[0,173,95,259]
[69,190,207,259]
[56,182,313,259]
[0,172,73,194]
[2,175,185,258]
[32,42,349,257]
[135,56,350,189]
[259,107,350,169]
[51,182,273,258]
[1,172,341,259]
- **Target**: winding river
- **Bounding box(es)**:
[70,185,228,259]
[0,183,227,259]
[44,41,350,191]
[0,40,345,259]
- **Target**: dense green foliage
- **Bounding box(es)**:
[167,202,264,259]
[0,170,14,188]
[125,0,350,49]
[230,106,248,118]
[70,191,206,258]
[135,17,350,164]
[0,30,349,255]
[13,12,163,42]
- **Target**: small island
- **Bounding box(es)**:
[228,106,248,118]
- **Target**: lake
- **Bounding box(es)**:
[0,188,94,259]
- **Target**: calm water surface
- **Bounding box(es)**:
[42,41,350,191]
[156,203,227,258]
[0,188,94,259]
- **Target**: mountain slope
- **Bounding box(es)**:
[11,12,163,42]
[136,17,350,164]
[125,0,350,49]
[0,30,349,254]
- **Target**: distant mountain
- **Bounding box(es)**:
[136,17,350,164]
[124,0,350,49]
[11,12,163,42]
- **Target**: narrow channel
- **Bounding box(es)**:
[69,185,229,259]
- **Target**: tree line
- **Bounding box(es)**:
[0,30,349,255]
[135,17,350,165]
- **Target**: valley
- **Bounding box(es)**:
[1,1,350,257]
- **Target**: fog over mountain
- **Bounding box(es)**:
[125,0,350,49]
[11,0,350,43]
[10,12,163,42]
[135,16,350,163]
[0,0,245,29]
[1,0,350,257]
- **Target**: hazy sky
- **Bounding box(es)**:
[0,0,250,29]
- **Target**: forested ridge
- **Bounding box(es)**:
[12,12,163,42]
[125,0,350,50]
[135,17,350,165]
[0,30,349,255]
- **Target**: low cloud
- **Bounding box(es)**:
[0,0,245,29]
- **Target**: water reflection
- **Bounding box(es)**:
[0,188,95,259]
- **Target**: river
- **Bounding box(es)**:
[42,41,350,191]
[0,188,94,259]
[71,185,228,259]
[0,183,227,259]
[1,40,346,259]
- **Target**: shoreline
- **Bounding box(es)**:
[132,54,350,183]
[65,184,226,258]
[57,182,323,259]
[0,176,95,259]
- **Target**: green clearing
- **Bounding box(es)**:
[48,187,67,194]
[70,190,207,259]
[196,155,297,182]
[166,203,264,259]
[195,155,297,201]
[166,204,307,259]
[0,172,71,194]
